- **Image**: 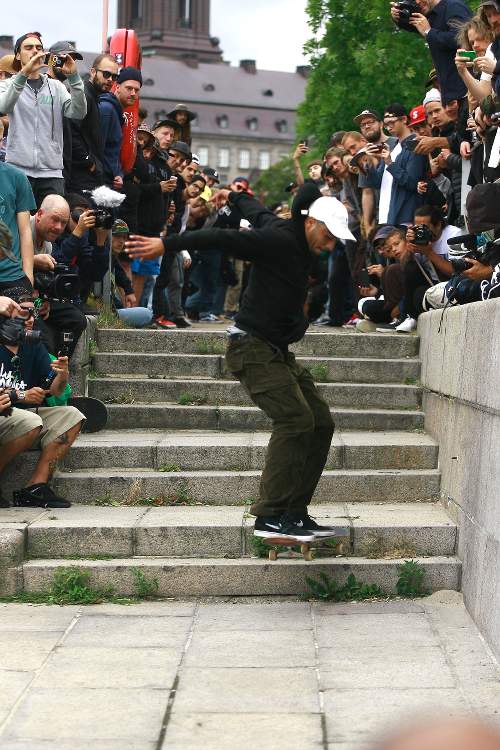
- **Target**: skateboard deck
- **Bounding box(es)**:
[261,527,350,561]
[68,397,108,433]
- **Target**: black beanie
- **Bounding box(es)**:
[116,66,142,86]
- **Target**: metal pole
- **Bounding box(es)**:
[102,0,110,52]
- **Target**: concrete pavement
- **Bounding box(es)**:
[0,591,499,749]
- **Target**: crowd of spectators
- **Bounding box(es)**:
[1,2,500,506]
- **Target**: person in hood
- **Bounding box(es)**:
[0,32,86,207]
[69,53,119,194]
[98,66,142,190]
[126,184,355,545]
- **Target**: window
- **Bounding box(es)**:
[239,149,250,169]
[131,0,143,20]
[259,151,270,170]
[275,119,288,134]
[218,148,230,169]
[247,117,258,132]
[198,146,209,165]
[262,89,274,97]
[179,0,191,27]
[203,83,215,92]
[217,114,229,129]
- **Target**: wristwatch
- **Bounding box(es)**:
[13,390,26,403]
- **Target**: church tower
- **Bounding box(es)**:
[117,0,224,63]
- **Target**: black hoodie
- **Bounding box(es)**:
[69,79,105,192]
[162,184,321,348]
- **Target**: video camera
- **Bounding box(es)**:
[34,263,80,302]
[447,232,500,274]
[394,0,420,31]
[0,316,41,347]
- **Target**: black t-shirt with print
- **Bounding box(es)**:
[0,341,52,407]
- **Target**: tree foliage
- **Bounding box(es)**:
[297,0,444,150]
[253,156,296,205]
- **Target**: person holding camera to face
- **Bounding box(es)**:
[0,286,85,509]
[390,0,471,105]
[0,32,86,208]
[30,195,88,358]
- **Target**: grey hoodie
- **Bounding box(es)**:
[0,72,86,178]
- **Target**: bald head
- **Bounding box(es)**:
[372,717,500,750]
[36,194,70,243]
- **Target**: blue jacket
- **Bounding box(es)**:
[52,231,109,283]
[98,93,124,183]
[366,136,428,225]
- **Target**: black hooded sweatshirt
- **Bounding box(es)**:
[162,184,321,349]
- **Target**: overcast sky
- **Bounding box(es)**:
[1,0,310,72]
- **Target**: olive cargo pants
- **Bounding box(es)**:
[225,334,334,518]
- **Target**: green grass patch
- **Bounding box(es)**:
[305,572,383,602]
[178,392,208,406]
[196,338,225,355]
[308,363,330,382]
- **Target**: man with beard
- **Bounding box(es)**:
[68,53,119,194]
[126,185,355,543]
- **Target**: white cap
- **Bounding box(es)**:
[423,87,441,107]
[305,196,356,241]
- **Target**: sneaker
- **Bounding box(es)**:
[342,314,359,329]
[172,316,192,328]
[375,317,404,333]
[12,483,71,509]
[356,319,377,333]
[199,313,220,323]
[299,514,346,539]
[312,314,332,326]
[395,315,417,333]
[253,515,315,542]
[0,488,9,508]
[153,316,176,329]
[223,311,237,321]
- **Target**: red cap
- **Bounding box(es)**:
[409,105,426,126]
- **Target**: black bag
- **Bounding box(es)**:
[466,183,500,232]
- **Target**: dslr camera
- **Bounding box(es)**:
[34,263,80,302]
[394,0,420,30]
[411,224,434,246]
[71,207,114,230]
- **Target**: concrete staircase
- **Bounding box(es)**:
[0,327,461,598]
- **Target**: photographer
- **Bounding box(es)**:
[390,0,471,105]
[31,195,87,358]
[0,287,84,508]
[0,32,86,206]
[52,193,110,298]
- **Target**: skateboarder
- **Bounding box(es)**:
[126,184,355,543]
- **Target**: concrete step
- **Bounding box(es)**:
[21,555,461,597]
[96,328,420,359]
[59,430,438,472]
[103,403,425,432]
[89,377,422,410]
[51,467,440,505]
[93,352,421,384]
[19,503,456,560]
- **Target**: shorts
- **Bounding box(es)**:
[0,406,85,449]
[131,259,161,276]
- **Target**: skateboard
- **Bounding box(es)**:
[262,527,350,561]
[68,397,108,433]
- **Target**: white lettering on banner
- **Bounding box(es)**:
[0,362,27,391]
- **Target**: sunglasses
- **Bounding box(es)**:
[18,308,35,320]
[96,69,119,81]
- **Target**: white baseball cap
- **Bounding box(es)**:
[423,87,442,108]
[305,196,356,241]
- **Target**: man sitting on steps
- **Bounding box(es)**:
[126,184,355,544]
[0,285,84,508]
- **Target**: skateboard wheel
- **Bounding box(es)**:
[268,549,278,561]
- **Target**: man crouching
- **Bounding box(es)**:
[0,287,84,508]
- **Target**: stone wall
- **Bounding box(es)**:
[419,299,500,659]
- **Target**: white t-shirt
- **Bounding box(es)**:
[432,224,462,258]
[480,44,496,82]
[378,142,402,224]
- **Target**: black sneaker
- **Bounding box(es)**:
[173,316,192,328]
[300,514,344,539]
[0,488,10,508]
[254,515,315,542]
[12,483,71,509]
[375,317,404,333]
